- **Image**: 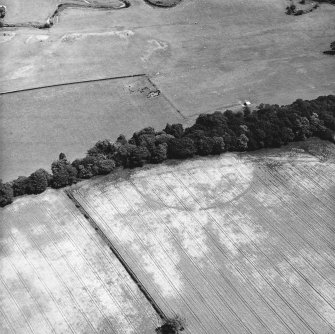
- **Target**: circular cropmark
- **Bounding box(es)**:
[133,157,254,212]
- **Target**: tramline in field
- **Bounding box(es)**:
[0,190,159,334]
[70,139,335,334]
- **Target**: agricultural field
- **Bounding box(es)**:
[70,139,335,334]
[0,0,62,22]
[1,0,335,332]
[0,0,126,23]
[1,0,335,180]
[0,75,184,181]
[1,0,334,108]
[0,189,159,334]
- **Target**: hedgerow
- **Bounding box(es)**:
[1,95,334,207]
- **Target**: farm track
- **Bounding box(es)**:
[70,147,335,334]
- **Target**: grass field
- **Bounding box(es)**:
[1,0,334,109]
[0,0,125,23]
[70,139,335,334]
[0,0,62,22]
[0,75,184,181]
[1,0,335,182]
[1,0,335,180]
[0,189,159,334]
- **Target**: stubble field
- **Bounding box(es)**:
[0,189,159,334]
[70,139,335,334]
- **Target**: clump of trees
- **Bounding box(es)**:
[156,315,186,334]
[0,6,5,19]
[324,41,335,55]
[1,95,335,207]
[0,180,14,207]
[286,0,335,16]
[286,2,319,15]
[0,6,5,27]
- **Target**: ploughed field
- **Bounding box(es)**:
[70,139,335,334]
[0,190,159,334]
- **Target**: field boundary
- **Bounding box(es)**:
[0,74,146,95]
[0,73,186,118]
[1,0,130,30]
[65,189,168,322]
[146,76,186,119]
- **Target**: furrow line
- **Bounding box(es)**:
[66,189,168,322]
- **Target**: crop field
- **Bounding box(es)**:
[0,75,184,181]
[0,189,159,334]
[70,139,335,334]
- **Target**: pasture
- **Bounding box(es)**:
[0,75,184,181]
[1,0,334,109]
[70,139,335,334]
[0,0,125,23]
[0,0,61,22]
[1,0,335,180]
[0,189,159,334]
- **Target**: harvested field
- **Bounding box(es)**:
[0,75,183,181]
[0,189,159,334]
[70,139,335,334]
